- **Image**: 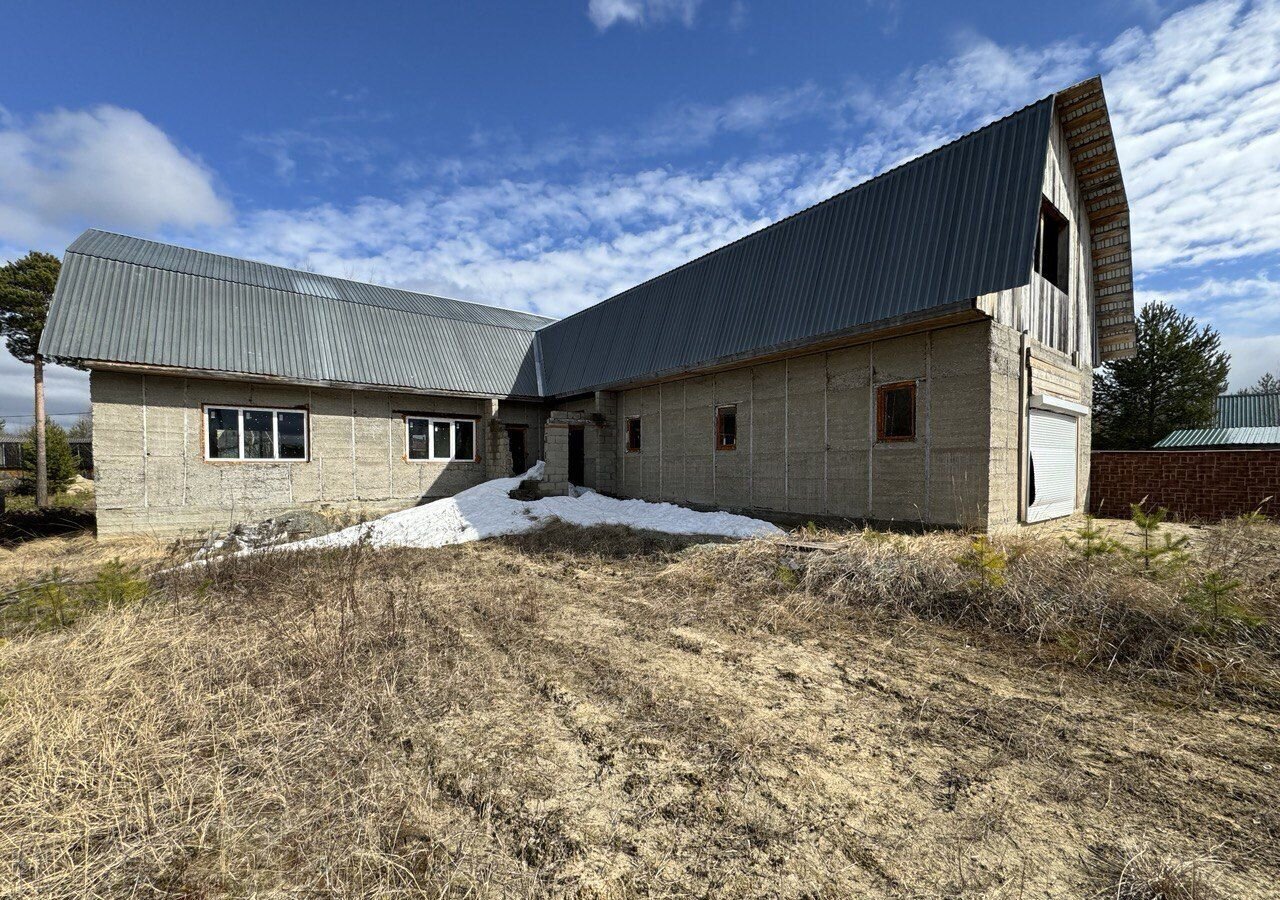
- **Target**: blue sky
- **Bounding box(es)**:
[1,0,1278,419]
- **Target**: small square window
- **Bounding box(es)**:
[877,382,916,442]
[716,405,737,450]
[626,416,642,452]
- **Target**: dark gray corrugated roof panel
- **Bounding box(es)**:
[41,230,552,398]
[1155,426,1280,448]
[536,96,1056,397]
[1215,392,1280,428]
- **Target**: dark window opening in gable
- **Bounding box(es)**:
[626,417,642,452]
[716,405,737,450]
[1034,198,1070,294]
[877,382,916,442]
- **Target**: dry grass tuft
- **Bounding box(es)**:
[1092,844,1224,900]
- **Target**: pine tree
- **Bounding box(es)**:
[1093,303,1231,449]
[18,422,78,496]
[0,251,63,507]
[1244,372,1279,395]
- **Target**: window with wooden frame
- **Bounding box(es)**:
[205,405,308,461]
[625,416,642,452]
[715,405,737,450]
[406,416,477,462]
[876,382,916,442]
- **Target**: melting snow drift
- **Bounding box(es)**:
[287,462,783,551]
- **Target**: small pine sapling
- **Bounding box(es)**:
[1183,570,1251,629]
[1128,502,1189,576]
[1062,515,1119,571]
[957,535,1008,596]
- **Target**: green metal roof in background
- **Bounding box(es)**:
[1154,426,1280,449]
[1215,392,1280,428]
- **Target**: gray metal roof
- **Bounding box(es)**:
[42,81,1126,401]
[1215,392,1280,428]
[1154,426,1280,448]
[41,231,550,398]
[536,96,1056,396]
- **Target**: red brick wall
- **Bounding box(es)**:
[1090,450,1280,521]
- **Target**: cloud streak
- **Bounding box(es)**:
[587,0,702,30]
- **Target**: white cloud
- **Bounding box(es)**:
[587,0,701,30]
[1102,0,1280,272]
[0,105,230,249]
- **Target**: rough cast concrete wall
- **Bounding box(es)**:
[611,321,995,528]
[91,370,492,536]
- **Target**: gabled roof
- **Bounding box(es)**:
[42,78,1134,400]
[1215,392,1280,428]
[537,96,1057,396]
[41,230,552,398]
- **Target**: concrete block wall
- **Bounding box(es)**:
[610,320,999,528]
[92,370,492,537]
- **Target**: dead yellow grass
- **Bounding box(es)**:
[0,522,1277,898]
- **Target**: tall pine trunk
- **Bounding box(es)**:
[34,353,47,507]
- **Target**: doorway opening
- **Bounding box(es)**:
[506,426,527,475]
[568,425,585,486]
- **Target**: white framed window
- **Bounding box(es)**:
[205,405,308,461]
[406,416,477,462]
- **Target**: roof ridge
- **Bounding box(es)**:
[71,229,557,333]
[537,92,1056,335]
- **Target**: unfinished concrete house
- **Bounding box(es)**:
[41,77,1135,537]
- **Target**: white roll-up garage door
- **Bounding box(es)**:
[1027,409,1078,522]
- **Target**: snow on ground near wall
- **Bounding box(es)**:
[288,462,783,551]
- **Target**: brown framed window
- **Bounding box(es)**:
[876,382,916,442]
[625,416,642,452]
[715,405,737,450]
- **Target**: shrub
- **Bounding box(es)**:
[0,559,149,634]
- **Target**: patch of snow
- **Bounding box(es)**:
[285,462,782,552]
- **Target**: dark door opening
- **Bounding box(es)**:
[507,426,527,475]
[568,425,585,485]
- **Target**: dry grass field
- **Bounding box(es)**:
[1,514,1278,898]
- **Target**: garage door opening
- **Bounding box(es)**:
[1026,408,1078,523]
